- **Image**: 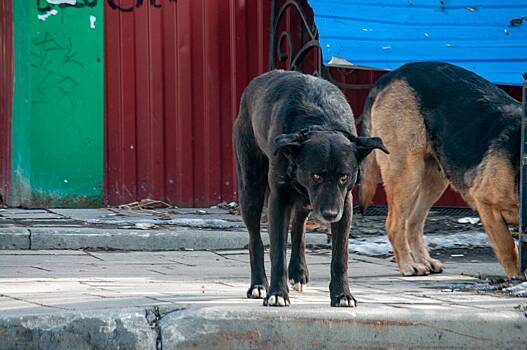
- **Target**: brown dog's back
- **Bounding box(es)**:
[359,80,429,214]
[359,62,522,278]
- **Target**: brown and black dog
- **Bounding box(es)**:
[359,62,523,278]
[233,70,388,307]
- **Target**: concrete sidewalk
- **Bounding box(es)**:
[0,207,329,251]
[0,249,525,349]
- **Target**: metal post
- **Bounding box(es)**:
[269,0,278,71]
[520,72,527,276]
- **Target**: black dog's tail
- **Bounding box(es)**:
[358,86,381,215]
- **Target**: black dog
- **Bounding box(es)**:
[233,70,388,307]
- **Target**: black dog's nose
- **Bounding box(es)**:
[322,209,339,222]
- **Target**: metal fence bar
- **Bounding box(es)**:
[520,72,527,275]
[268,0,374,89]
[269,0,278,71]
[269,0,322,75]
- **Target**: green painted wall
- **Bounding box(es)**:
[12,1,103,207]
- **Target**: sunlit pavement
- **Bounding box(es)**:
[0,248,525,349]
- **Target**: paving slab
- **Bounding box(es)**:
[0,250,525,349]
[0,229,30,249]
[0,208,330,251]
[28,227,327,251]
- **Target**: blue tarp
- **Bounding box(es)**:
[308,1,527,85]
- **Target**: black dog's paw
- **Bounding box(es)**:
[290,279,306,292]
[330,293,357,308]
[288,266,309,293]
[263,290,290,307]
[247,284,267,299]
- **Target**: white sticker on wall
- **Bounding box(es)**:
[47,0,77,4]
[90,15,96,29]
[37,9,58,21]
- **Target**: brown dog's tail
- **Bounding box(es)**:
[358,86,381,215]
[358,151,380,215]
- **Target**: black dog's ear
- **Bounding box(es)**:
[354,136,389,162]
[272,133,304,159]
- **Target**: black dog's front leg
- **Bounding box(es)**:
[264,191,292,306]
[288,204,310,292]
[329,191,357,307]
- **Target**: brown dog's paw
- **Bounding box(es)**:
[263,291,290,307]
[426,258,444,274]
[331,294,357,307]
[399,261,431,276]
[415,257,444,274]
[247,285,267,299]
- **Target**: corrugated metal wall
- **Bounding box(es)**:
[105,0,271,207]
[0,0,13,204]
[103,0,394,208]
[104,0,522,208]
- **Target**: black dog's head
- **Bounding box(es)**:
[273,130,388,223]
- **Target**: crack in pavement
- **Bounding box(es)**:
[83,250,105,261]
[145,306,187,350]
[0,293,68,310]
[209,250,247,263]
[145,306,163,350]
[78,281,118,293]
[30,266,52,272]
[166,259,196,267]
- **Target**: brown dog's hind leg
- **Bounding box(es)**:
[288,204,310,292]
[384,156,430,276]
[406,158,448,274]
[477,203,520,278]
[370,79,433,276]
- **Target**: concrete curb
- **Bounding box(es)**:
[0,305,525,350]
[0,309,158,350]
[160,305,527,350]
[0,227,329,251]
[0,229,30,249]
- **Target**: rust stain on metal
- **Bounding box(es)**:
[0,0,13,204]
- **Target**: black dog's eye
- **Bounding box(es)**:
[312,174,322,182]
[339,175,349,184]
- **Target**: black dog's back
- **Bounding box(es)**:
[239,70,357,156]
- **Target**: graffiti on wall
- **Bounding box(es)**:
[37,0,176,14]
[107,0,177,12]
[37,0,98,13]
[37,1,100,22]
[20,0,105,206]
[31,31,82,115]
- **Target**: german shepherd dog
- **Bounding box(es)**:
[233,70,388,306]
[359,62,523,278]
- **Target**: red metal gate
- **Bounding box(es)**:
[104,0,271,207]
[104,0,522,208]
[103,0,393,208]
[0,0,13,204]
